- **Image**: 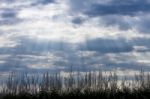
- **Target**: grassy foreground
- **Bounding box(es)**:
[1,71,150,99]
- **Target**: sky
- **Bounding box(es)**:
[0,0,150,77]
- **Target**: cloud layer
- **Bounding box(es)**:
[0,0,150,76]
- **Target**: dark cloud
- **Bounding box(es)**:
[78,37,150,53]
[78,38,133,53]
[1,9,17,18]
[68,0,150,16]
[0,8,21,25]
[0,0,14,3]
[131,38,150,52]
[100,15,132,30]
[38,0,55,4]
[32,0,55,6]
[68,0,150,33]
[99,15,150,33]
[85,0,150,16]
[72,17,84,25]
[0,19,21,25]
[136,18,150,33]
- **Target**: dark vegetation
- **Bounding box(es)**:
[1,70,150,99]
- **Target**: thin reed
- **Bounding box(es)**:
[1,70,150,99]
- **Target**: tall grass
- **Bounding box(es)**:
[1,70,150,99]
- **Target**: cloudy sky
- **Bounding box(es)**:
[0,0,150,76]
